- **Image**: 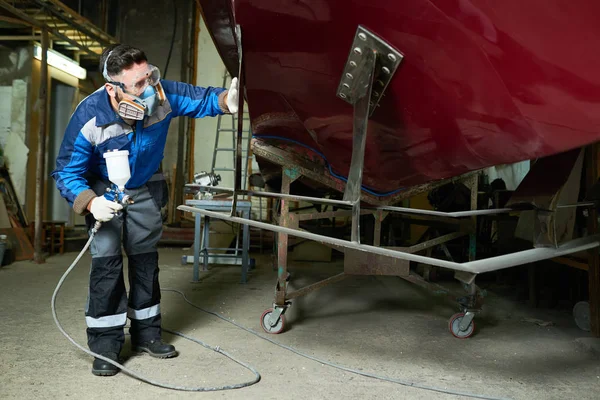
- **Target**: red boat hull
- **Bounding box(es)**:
[201,0,600,194]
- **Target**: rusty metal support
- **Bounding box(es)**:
[34,29,49,264]
[178,205,600,274]
[287,273,347,300]
[251,138,482,207]
[403,232,467,254]
[275,168,299,305]
[295,208,373,222]
[343,49,375,243]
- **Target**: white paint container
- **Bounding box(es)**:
[103,150,131,190]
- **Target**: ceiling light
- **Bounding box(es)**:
[33,43,87,80]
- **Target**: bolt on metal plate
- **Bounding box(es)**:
[336,25,404,114]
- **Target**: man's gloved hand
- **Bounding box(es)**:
[88,196,123,222]
[226,77,239,114]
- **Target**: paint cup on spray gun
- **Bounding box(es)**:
[103,149,131,190]
[103,150,132,206]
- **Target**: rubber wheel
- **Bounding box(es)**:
[260,308,285,334]
[449,312,475,339]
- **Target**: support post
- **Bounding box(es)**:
[373,210,388,247]
[173,0,190,223]
[34,29,49,264]
[342,49,376,243]
[193,213,201,281]
[188,0,201,182]
[468,174,478,261]
[242,208,250,283]
[586,144,600,337]
[276,168,297,305]
[231,25,244,216]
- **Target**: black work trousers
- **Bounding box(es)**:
[84,178,165,354]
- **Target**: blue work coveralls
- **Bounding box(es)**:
[51,79,228,354]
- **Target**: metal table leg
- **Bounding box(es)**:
[193,212,201,282]
[241,208,250,283]
[202,215,210,271]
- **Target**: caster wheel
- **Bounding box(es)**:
[260,308,286,334]
[449,312,475,339]
[573,301,590,332]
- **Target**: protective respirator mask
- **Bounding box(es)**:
[116,82,166,120]
[102,50,165,121]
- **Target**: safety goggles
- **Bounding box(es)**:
[110,64,161,96]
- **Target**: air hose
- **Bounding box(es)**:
[51,222,261,392]
[53,223,510,399]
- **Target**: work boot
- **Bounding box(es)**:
[91,352,120,376]
[133,339,178,358]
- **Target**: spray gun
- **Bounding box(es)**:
[92,149,133,233]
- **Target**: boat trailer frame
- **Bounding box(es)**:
[180,25,599,338]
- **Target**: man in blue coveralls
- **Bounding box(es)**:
[51,44,238,376]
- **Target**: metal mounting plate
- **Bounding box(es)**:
[336,25,403,113]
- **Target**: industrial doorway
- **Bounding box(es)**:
[47,79,76,225]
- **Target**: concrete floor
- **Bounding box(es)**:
[1,248,599,400]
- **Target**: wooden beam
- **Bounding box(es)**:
[34,29,49,264]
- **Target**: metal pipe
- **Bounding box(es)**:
[185,187,595,216]
[178,205,600,274]
[185,184,354,207]
[34,29,49,264]
[373,205,515,218]
[557,202,596,208]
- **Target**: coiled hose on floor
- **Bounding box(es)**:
[51,223,261,391]
[52,223,510,399]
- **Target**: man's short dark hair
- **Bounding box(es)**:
[99,44,148,79]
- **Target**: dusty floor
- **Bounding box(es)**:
[1,248,599,400]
